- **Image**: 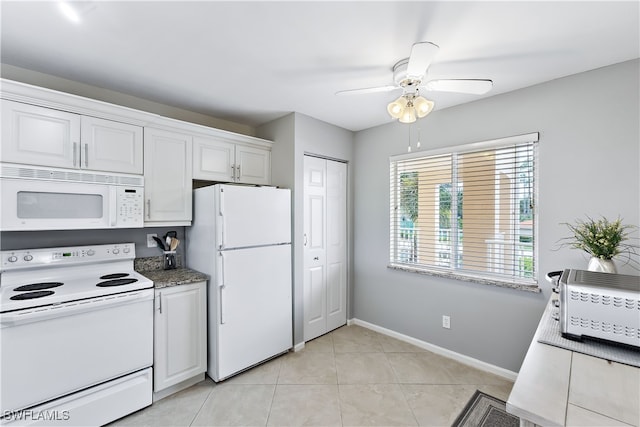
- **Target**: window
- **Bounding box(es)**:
[389,133,538,288]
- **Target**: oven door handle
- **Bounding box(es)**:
[0,289,154,327]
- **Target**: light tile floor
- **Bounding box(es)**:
[111,325,514,427]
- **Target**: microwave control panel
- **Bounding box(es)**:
[116,187,144,227]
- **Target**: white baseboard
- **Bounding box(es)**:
[293,341,305,352]
[349,318,518,381]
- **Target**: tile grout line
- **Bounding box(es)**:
[377,333,421,427]
[188,382,216,426]
[264,382,278,427]
[329,333,346,427]
[265,350,287,426]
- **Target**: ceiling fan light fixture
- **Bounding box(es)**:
[398,102,417,124]
[388,94,434,123]
[413,96,434,118]
[387,96,407,119]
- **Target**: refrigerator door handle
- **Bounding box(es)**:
[218,188,226,249]
[219,252,226,324]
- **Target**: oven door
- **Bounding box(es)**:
[0,289,153,413]
[0,178,114,231]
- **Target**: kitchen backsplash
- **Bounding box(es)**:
[0,227,186,259]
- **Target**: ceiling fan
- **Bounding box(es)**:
[336,42,493,123]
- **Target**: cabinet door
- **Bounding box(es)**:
[236,145,271,185]
[81,116,143,174]
[192,136,235,182]
[143,128,193,223]
[154,282,207,392]
[1,99,80,168]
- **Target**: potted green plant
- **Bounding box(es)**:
[560,216,638,273]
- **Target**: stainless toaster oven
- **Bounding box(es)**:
[557,269,640,347]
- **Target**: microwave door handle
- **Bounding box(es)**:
[109,187,117,226]
[73,142,78,167]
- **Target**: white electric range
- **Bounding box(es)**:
[0,243,154,426]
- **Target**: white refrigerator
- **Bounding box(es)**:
[186,184,292,381]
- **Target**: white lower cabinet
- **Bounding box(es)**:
[153,282,207,392]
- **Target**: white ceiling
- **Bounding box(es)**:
[1,1,639,132]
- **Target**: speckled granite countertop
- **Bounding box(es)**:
[135,256,208,289]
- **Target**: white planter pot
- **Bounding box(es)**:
[587,257,617,274]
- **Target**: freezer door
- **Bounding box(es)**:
[214,244,292,381]
[217,185,291,248]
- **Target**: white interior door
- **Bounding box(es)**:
[303,156,327,341]
[303,156,347,342]
[326,160,347,332]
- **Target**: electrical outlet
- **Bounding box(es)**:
[147,234,158,248]
[442,315,451,329]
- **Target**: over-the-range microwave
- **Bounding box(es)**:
[0,163,144,231]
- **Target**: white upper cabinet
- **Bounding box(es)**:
[81,116,143,174]
[236,144,271,185]
[193,136,235,182]
[1,99,143,174]
[193,135,271,185]
[144,127,193,225]
[1,99,80,169]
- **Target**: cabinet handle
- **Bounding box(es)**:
[158,292,162,314]
[73,143,78,167]
[304,233,308,246]
[84,144,89,168]
[146,199,151,219]
[236,165,241,180]
[231,165,236,180]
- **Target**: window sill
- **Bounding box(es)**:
[387,263,541,293]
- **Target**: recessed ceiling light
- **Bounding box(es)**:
[58,1,81,23]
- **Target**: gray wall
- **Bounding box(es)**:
[258,112,355,347]
[352,59,640,372]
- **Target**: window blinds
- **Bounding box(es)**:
[389,133,538,286]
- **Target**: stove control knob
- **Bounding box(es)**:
[87,249,95,256]
[123,247,131,254]
[112,248,120,255]
[7,255,18,263]
[23,254,33,262]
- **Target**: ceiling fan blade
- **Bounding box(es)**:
[424,79,493,95]
[406,42,439,78]
[335,85,399,96]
